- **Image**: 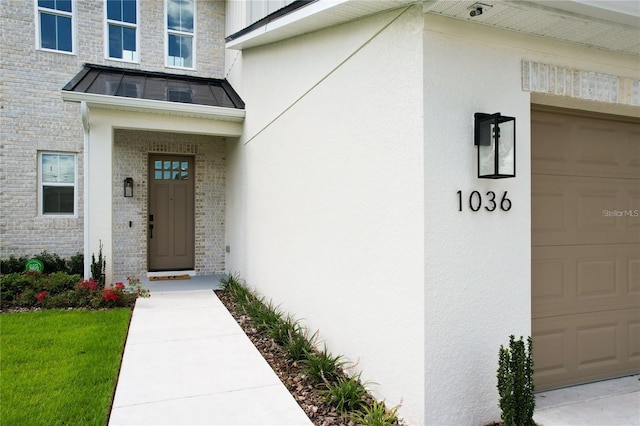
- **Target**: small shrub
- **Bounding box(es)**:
[91,241,106,288]
[302,344,345,383]
[497,335,535,426]
[284,328,316,362]
[245,298,283,332]
[36,251,67,274]
[67,252,84,275]
[0,255,28,274]
[352,400,399,426]
[267,314,300,346]
[43,272,81,294]
[321,372,368,414]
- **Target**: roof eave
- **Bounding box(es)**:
[61,90,246,122]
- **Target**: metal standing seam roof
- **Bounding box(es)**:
[62,64,245,109]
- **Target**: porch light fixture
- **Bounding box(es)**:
[124,177,134,197]
[474,112,516,179]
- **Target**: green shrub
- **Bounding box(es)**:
[267,314,300,347]
[302,344,345,383]
[284,328,316,362]
[497,335,535,426]
[0,252,84,275]
[0,255,28,274]
[321,373,368,414]
[36,251,67,274]
[352,400,399,426]
[91,242,106,288]
[67,252,84,275]
[0,273,148,310]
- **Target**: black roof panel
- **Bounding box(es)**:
[63,64,245,109]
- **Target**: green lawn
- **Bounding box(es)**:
[1,309,132,425]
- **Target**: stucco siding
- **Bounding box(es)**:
[422,13,639,425]
[226,5,425,424]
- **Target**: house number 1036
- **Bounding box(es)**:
[457,190,512,212]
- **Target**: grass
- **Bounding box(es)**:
[0,309,132,425]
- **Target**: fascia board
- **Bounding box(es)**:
[61,91,246,122]
[226,0,350,50]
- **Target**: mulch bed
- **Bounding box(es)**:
[215,289,357,426]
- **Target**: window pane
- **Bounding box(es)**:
[167,0,193,32]
[123,0,136,23]
[155,171,162,179]
[108,25,123,58]
[168,34,192,68]
[107,0,122,21]
[123,26,135,51]
[40,13,57,50]
[43,186,74,214]
[56,0,72,12]
[42,154,75,184]
[57,15,72,52]
[38,0,55,9]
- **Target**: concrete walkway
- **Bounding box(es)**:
[110,275,639,425]
[109,275,312,425]
[534,374,640,426]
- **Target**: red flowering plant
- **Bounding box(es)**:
[99,278,150,308]
[36,290,47,303]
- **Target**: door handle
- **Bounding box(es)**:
[149,224,154,239]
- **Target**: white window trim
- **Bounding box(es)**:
[164,0,196,70]
[34,0,76,54]
[104,0,140,63]
[38,151,78,217]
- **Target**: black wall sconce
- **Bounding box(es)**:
[124,177,134,197]
[474,112,516,179]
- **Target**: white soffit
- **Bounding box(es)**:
[424,0,640,56]
[227,0,639,56]
[226,0,415,50]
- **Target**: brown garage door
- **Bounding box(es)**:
[531,107,640,391]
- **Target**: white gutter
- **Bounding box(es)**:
[62,91,246,122]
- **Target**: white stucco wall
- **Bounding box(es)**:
[226,3,638,424]
[422,13,639,425]
[226,5,426,424]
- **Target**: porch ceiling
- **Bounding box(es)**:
[62,64,246,121]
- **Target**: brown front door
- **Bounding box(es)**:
[148,155,195,271]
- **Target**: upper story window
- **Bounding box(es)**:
[36,0,74,53]
[166,0,195,69]
[106,0,139,62]
[39,152,77,216]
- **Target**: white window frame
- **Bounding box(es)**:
[39,152,78,217]
[165,0,196,70]
[104,0,140,63]
[34,0,76,54]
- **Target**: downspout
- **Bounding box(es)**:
[81,101,90,279]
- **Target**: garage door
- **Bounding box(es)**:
[531,107,640,391]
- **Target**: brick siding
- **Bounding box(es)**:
[0,0,227,269]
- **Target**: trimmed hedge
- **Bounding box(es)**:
[0,252,83,275]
